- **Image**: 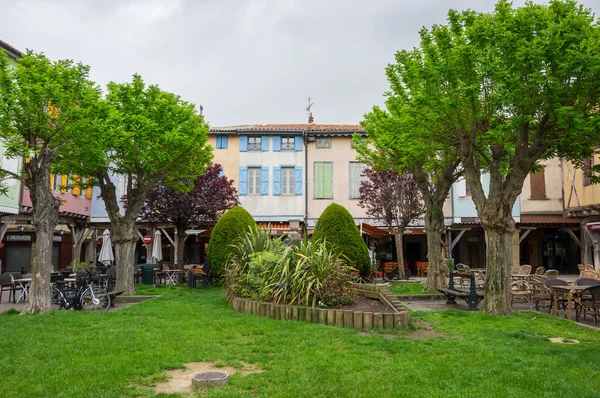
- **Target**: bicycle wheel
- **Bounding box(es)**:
[80,286,110,311]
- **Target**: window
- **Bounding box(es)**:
[281,167,294,195]
[314,162,333,199]
[458,178,470,197]
[79,176,86,197]
[316,137,331,148]
[529,169,546,199]
[248,136,262,151]
[248,167,261,195]
[349,162,367,199]
[281,137,295,150]
[584,158,594,187]
[216,135,228,149]
[52,175,61,191]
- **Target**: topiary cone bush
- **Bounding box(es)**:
[311,203,370,275]
[208,206,256,277]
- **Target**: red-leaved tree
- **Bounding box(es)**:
[139,163,238,268]
[359,169,424,279]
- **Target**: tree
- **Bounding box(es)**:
[208,206,255,277]
[370,0,600,314]
[354,107,461,291]
[138,163,238,268]
[359,169,424,279]
[0,52,101,314]
[66,74,212,294]
[312,203,371,275]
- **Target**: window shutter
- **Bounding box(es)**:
[222,135,228,149]
[239,136,248,152]
[239,167,248,196]
[324,163,333,199]
[85,187,92,199]
[295,136,303,151]
[295,166,303,196]
[458,179,466,197]
[49,174,54,190]
[261,166,269,195]
[314,163,323,198]
[60,175,67,193]
[218,167,224,178]
[530,169,546,198]
[1,157,18,187]
[216,135,222,149]
[261,136,269,151]
[72,175,81,196]
[273,166,281,196]
[273,136,281,152]
[584,158,592,186]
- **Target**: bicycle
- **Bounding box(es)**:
[51,270,111,311]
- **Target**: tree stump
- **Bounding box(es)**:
[192,372,229,388]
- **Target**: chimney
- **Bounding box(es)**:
[308,112,314,124]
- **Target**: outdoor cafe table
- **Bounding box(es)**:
[163,269,182,285]
[13,278,31,303]
[553,285,594,321]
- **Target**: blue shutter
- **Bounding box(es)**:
[222,135,228,149]
[273,136,281,152]
[273,166,281,196]
[239,166,248,196]
[295,135,303,151]
[239,136,248,152]
[261,136,269,151]
[295,166,303,196]
[216,135,222,149]
[261,166,269,195]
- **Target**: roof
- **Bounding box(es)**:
[0,39,23,58]
[210,123,365,134]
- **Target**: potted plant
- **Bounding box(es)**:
[444,258,455,277]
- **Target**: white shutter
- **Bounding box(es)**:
[1,157,19,187]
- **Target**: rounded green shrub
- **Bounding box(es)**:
[208,206,255,277]
[311,203,370,275]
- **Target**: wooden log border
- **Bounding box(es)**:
[229,284,410,330]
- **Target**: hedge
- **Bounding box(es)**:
[207,206,255,277]
[312,203,370,275]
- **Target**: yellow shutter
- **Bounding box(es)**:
[60,175,67,193]
[72,175,81,196]
[49,175,54,190]
[85,187,92,199]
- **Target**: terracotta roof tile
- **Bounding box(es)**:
[210,123,365,133]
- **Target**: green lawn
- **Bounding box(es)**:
[387,282,439,295]
[1,285,600,397]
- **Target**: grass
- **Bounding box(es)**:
[1,285,600,397]
[388,282,439,295]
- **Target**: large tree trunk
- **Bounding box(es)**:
[22,166,61,315]
[481,220,514,315]
[176,227,187,270]
[111,220,138,294]
[393,230,406,279]
[423,204,447,291]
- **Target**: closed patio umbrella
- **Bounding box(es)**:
[98,229,114,266]
[151,230,162,264]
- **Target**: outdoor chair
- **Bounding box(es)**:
[133,264,142,284]
[586,264,595,270]
[417,261,429,277]
[575,285,600,327]
[510,279,531,306]
[544,278,569,314]
[575,278,600,306]
[0,274,14,303]
[580,270,598,279]
[577,264,585,273]
[544,269,559,279]
[517,265,532,276]
[529,275,550,311]
[535,266,546,275]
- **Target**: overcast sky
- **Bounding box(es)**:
[2,0,599,126]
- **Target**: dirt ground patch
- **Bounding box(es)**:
[549,337,580,344]
[154,361,263,395]
[358,320,456,339]
[340,295,395,313]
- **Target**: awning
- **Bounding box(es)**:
[360,223,390,239]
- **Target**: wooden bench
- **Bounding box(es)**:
[437,271,484,311]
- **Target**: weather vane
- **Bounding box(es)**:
[306,97,314,115]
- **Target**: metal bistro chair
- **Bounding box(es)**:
[0,273,14,303]
[576,285,600,326]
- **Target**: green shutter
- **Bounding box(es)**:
[324,163,333,199]
[314,163,324,198]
